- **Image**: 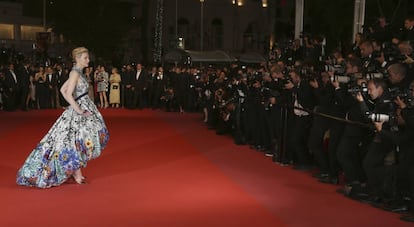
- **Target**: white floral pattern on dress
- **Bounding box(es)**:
[16,67,109,188]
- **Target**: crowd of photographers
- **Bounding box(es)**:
[196,16,414,223]
[1,15,414,222]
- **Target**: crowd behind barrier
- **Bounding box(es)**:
[1,15,414,223]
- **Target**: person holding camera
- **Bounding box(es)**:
[395,81,414,221]
[401,16,414,42]
[360,40,382,73]
[349,78,396,203]
[369,81,414,220]
[308,71,345,184]
[387,63,413,92]
[335,57,372,194]
[284,69,316,170]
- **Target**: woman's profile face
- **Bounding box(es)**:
[77,53,90,68]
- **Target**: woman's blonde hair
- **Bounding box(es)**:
[72,47,88,61]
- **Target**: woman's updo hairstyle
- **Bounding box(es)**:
[72,47,88,61]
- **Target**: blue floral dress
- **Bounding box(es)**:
[16,67,109,188]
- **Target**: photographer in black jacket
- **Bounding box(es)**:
[309,71,345,184]
[284,69,316,170]
[350,78,395,202]
[367,81,414,220]
[336,58,371,192]
[394,81,414,222]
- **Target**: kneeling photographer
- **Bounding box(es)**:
[350,78,398,203]
[392,82,414,222]
[372,81,414,221]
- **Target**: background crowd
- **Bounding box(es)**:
[1,15,414,222]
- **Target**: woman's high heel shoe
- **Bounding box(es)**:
[72,175,87,184]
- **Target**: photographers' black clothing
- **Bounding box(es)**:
[377,108,414,198]
[17,65,30,110]
[389,74,413,93]
[57,69,69,107]
[336,88,371,183]
[175,72,190,111]
[401,27,414,42]
[152,72,167,109]
[122,70,134,109]
[131,69,148,109]
[3,69,20,111]
[245,86,268,148]
[372,25,393,43]
[362,56,381,73]
[290,81,316,166]
[309,83,345,177]
[360,92,398,197]
[363,134,395,197]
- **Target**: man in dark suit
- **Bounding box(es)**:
[56,63,68,107]
[336,58,372,192]
[285,69,316,170]
[3,63,20,111]
[152,66,167,109]
[175,67,191,113]
[359,40,381,73]
[46,66,58,109]
[17,61,31,110]
[402,16,414,42]
[122,64,134,109]
[132,63,148,109]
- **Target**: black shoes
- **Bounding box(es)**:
[319,176,339,185]
[312,172,329,179]
[293,165,312,171]
[400,214,414,222]
[376,199,410,213]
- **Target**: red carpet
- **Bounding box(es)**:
[0,109,410,227]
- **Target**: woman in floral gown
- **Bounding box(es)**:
[16,47,109,188]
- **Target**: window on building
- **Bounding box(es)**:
[0,23,14,40]
[21,25,44,41]
[178,18,190,48]
[211,18,223,49]
[243,23,255,50]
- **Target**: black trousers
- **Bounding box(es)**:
[124,87,134,108]
[337,130,367,183]
[290,115,312,165]
[396,142,414,196]
[309,115,344,176]
[132,89,145,109]
[363,138,393,195]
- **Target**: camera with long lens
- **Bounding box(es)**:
[368,112,395,123]
[366,111,399,129]
[347,82,368,94]
[387,87,414,107]
[364,72,385,80]
[332,74,352,84]
[324,64,346,75]
[297,66,319,82]
[364,67,388,80]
